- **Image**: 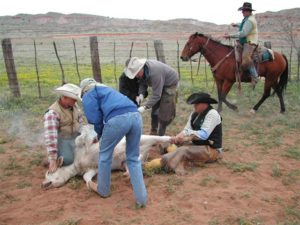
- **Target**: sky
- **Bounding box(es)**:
[1,0,299,25]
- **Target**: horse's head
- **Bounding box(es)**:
[181,33,208,61]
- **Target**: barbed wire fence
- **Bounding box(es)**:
[0,33,299,99]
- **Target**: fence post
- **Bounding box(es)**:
[146,42,149,59]
[176,40,181,80]
[129,42,134,58]
[34,40,42,98]
[113,41,117,86]
[72,39,81,83]
[264,41,272,49]
[1,38,21,97]
[89,36,102,82]
[297,48,300,82]
[53,41,65,85]
[154,40,166,63]
[288,45,293,81]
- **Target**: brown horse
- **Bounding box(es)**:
[181,33,288,113]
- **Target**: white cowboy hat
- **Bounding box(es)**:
[124,57,147,79]
[54,83,81,101]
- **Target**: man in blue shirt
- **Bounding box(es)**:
[80,78,147,207]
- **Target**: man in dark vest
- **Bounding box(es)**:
[144,92,223,175]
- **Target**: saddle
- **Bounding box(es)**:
[234,42,275,86]
[234,42,275,65]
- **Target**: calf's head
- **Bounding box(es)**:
[41,157,67,189]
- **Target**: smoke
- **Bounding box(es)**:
[7,112,44,148]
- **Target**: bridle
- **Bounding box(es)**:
[199,37,210,55]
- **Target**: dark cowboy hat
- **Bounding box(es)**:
[186,92,218,104]
[238,2,255,11]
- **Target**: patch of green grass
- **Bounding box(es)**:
[199,175,218,186]
[67,176,82,190]
[0,145,5,154]
[58,218,81,225]
[164,176,184,194]
[30,151,45,166]
[239,191,251,199]
[272,164,282,177]
[282,147,300,160]
[223,161,257,173]
[0,191,19,203]
[208,218,220,225]
[239,217,262,225]
[282,169,300,185]
[16,181,32,189]
[3,156,23,171]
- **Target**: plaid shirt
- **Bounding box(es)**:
[44,109,60,161]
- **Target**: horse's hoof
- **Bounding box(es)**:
[250,109,256,114]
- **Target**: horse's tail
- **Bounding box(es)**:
[277,54,289,94]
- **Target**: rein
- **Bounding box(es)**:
[196,36,233,73]
[211,50,234,72]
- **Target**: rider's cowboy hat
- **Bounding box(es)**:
[124,57,147,79]
[186,92,218,104]
[238,2,255,11]
[54,83,81,101]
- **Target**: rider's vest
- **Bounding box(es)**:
[239,15,258,45]
[190,106,222,149]
[48,100,82,138]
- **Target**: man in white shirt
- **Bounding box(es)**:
[145,92,223,175]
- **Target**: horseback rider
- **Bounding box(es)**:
[224,2,259,86]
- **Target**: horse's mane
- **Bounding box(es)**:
[192,32,233,50]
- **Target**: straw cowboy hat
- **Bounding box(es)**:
[54,83,81,101]
[186,92,218,104]
[124,57,147,79]
[238,2,255,11]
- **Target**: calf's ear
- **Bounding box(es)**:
[56,156,64,168]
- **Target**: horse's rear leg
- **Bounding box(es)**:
[274,87,286,113]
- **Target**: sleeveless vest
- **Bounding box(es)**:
[48,100,82,138]
[239,15,258,45]
[190,106,222,149]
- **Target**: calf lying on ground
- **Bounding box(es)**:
[42,125,171,189]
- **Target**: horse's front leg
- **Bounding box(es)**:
[221,80,238,111]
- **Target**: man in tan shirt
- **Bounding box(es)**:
[43,83,83,173]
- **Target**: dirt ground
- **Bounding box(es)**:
[0,105,300,225]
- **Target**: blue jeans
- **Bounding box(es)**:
[97,112,147,205]
[57,133,79,166]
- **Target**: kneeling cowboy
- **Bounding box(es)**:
[145,92,223,175]
[44,83,84,173]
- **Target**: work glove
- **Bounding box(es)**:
[138,106,146,113]
[136,94,144,106]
